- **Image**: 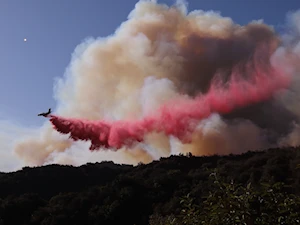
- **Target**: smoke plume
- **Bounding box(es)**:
[49,66,290,150]
[14,0,300,167]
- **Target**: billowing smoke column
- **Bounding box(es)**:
[49,66,290,150]
[13,0,300,167]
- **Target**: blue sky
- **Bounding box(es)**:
[0,0,299,128]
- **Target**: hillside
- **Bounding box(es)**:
[0,147,300,225]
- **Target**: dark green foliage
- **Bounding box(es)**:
[151,172,300,225]
[0,147,299,224]
[0,193,46,225]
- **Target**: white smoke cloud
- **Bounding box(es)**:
[0,2,299,172]
[0,120,38,172]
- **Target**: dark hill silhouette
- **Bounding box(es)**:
[0,147,299,225]
[0,162,132,200]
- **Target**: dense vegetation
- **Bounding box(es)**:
[0,147,300,225]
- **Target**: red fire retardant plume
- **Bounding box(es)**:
[49,68,291,151]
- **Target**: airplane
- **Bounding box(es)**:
[38,108,52,117]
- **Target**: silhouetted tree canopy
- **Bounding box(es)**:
[0,147,299,225]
